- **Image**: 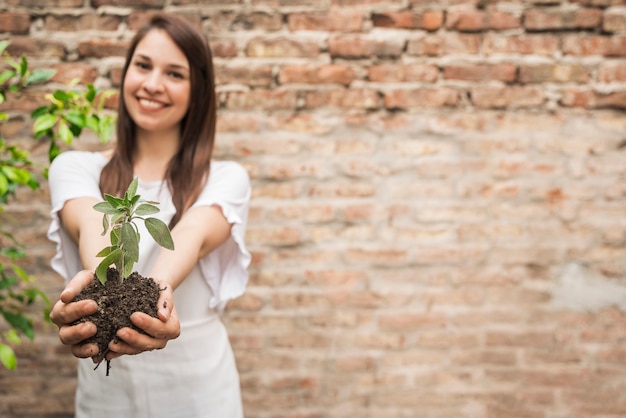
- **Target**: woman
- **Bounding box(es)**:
[48,13,250,417]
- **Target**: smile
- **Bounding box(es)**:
[138,98,167,109]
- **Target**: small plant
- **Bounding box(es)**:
[92,177,175,284]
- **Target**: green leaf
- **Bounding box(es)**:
[0,70,15,85]
[122,253,134,278]
[95,246,113,257]
[19,56,27,78]
[95,248,122,284]
[104,194,125,209]
[32,114,57,134]
[52,89,70,103]
[93,201,118,215]
[126,177,138,200]
[0,40,9,55]
[85,84,96,102]
[121,223,139,263]
[0,344,17,371]
[145,218,175,251]
[63,109,86,128]
[31,106,50,119]
[0,173,8,197]
[135,203,160,216]
[110,228,120,246]
[1,311,34,339]
[4,329,20,345]
[25,68,56,85]
[58,120,73,144]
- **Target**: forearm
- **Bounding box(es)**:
[148,205,231,290]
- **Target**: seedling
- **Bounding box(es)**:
[93,177,174,284]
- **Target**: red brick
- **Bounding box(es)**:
[328,35,404,58]
[209,11,282,33]
[225,90,298,110]
[278,64,356,86]
[45,14,121,32]
[5,38,65,58]
[447,10,521,32]
[407,33,481,56]
[51,62,98,84]
[6,0,81,5]
[304,89,380,110]
[519,64,590,83]
[372,10,444,31]
[128,11,202,31]
[91,0,165,6]
[211,40,238,58]
[471,86,545,109]
[443,63,517,82]
[368,63,439,83]
[604,8,626,32]
[384,88,460,109]
[483,33,560,56]
[77,39,128,58]
[288,9,363,32]
[561,88,626,109]
[215,64,273,87]
[246,36,320,58]
[598,61,626,82]
[0,12,30,34]
[563,35,626,56]
[525,7,603,30]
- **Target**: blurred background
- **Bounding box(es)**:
[0,0,625,417]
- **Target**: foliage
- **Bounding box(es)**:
[0,40,116,370]
[93,177,174,285]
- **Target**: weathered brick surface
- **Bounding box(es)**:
[1,2,626,418]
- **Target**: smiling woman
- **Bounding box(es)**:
[47,12,250,418]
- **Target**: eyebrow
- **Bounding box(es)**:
[134,53,189,71]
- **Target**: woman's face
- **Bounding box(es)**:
[123,29,191,135]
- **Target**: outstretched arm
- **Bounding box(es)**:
[107,204,231,356]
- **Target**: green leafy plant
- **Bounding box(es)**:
[93,177,175,284]
[0,40,115,370]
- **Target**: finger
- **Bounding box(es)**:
[60,270,95,303]
[131,310,180,340]
[58,322,97,346]
[110,327,167,355]
[70,342,100,359]
[155,281,174,321]
[50,298,98,327]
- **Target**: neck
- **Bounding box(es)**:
[133,127,180,182]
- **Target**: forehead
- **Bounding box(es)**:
[133,29,189,68]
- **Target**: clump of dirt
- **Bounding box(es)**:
[72,267,160,375]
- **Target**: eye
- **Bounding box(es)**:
[168,71,184,79]
[134,61,150,70]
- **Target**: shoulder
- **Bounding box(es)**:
[49,150,108,175]
[210,161,249,181]
[207,161,250,189]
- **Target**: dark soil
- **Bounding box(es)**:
[72,267,160,375]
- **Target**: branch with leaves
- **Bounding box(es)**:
[93,177,175,285]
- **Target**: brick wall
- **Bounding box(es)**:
[1,0,626,417]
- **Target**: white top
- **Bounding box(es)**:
[47,150,251,417]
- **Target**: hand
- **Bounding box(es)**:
[106,280,181,360]
[49,270,99,359]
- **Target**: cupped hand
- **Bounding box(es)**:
[49,269,99,358]
[106,280,181,360]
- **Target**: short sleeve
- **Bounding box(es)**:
[46,151,107,282]
[192,161,252,312]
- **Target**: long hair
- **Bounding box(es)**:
[99,13,217,228]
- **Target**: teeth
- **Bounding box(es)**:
[139,98,163,109]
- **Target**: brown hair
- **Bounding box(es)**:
[99,13,217,228]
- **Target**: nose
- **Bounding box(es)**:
[142,70,164,93]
